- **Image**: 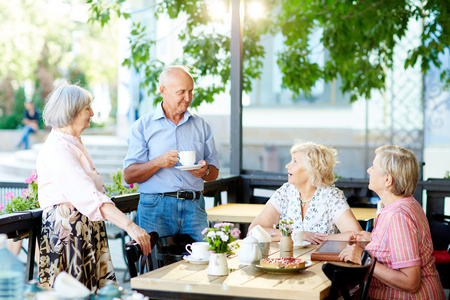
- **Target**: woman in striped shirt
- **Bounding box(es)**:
[338,145,445,299]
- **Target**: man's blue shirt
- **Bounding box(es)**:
[123,103,220,193]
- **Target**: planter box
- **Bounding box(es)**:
[111,193,140,213]
[0,208,42,239]
[0,208,42,281]
[0,192,139,239]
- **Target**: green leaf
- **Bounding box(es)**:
[105,169,139,197]
[84,0,450,105]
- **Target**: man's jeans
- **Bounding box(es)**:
[137,193,208,242]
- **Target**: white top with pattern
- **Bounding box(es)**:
[268,183,350,234]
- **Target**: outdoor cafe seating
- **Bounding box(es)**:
[125,231,159,278]
[1,173,449,299]
[125,233,202,279]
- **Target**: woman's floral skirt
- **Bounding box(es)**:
[38,203,116,292]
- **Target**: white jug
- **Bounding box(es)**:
[208,253,229,276]
[238,236,262,265]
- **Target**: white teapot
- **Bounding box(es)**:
[238,236,262,265]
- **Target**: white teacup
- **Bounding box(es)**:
[185,242,210,260]
[179,151,196,165]
[292,229,304,246]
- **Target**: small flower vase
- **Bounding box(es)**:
[208,252,229,276]
[279,235,293,258]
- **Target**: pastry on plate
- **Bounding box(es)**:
[260,257,306,269]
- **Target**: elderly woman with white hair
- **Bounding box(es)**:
[338,145,445,299]
[249,141,362,244]
[37,83,151,292]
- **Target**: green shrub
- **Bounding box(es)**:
[105,169,139,197]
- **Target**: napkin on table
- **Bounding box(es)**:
[53,271,91,299]
[249,225,272,242]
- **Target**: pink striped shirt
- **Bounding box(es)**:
[366,197,445,299]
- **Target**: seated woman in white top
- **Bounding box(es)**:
[249,141,362,244]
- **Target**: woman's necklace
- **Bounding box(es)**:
[299,194,314,207]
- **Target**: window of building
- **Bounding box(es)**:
[246,31,351,107]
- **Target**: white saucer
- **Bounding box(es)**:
[277,241,312,249]
[183,255,209,264]
[175,164,206,171]
[294,241,312,249]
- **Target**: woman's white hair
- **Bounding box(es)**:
[43,83,92,128]
[290,141,338,187]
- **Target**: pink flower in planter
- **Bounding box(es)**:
[129,184,134,189]
[4,192,14,200]
[0,204,4,210]
[25,173,37,184]
[21,189,28,197]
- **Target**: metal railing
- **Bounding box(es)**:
[0,182,28,207]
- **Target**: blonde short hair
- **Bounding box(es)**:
[290,141,337,187]
[375,145,419,197]
[43,83,92,128]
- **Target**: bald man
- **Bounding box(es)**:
[123,65,219,242]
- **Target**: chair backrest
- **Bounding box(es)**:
[155,234,196,268]
[124,231,159,278]
[322,250,376,300]
[358,218,375,232]
[431,213,450,293]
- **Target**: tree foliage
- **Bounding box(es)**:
[87,0,450,105]
[0,0,120,128]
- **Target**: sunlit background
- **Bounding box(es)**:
[0,0,450,190]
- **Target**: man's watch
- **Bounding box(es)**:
[203,166,210,178]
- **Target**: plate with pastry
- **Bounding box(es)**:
[252,257,312,274]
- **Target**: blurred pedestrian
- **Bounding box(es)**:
[17,101,39,149]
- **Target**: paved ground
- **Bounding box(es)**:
[0,151,28,182]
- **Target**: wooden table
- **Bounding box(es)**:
[131,242,332,299]
[207,203,377,223]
